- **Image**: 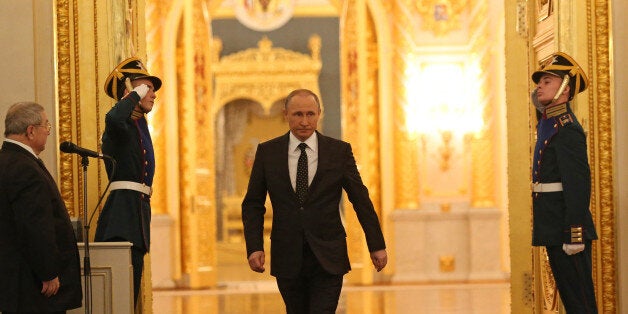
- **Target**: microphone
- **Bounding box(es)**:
[60,141,108,159]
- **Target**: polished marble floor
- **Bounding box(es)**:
[153,281,510,314]
[152,241,510,313]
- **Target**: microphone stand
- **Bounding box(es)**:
[81,155,92,314]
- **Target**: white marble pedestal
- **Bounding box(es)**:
[390,205,506,283]
[68,242,133,314]
[150,213,176,288]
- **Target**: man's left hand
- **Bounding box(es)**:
[370,249,388,272]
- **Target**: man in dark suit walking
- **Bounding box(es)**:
[0,102,82,313]
[242,89,387,314]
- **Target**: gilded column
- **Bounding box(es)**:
[56,0,77,216]
[176,0,217,288]
[145,0,167,216]
[588,0,615,311]
[341,0,382,285]
[341,0,362,284]
[392,0,420,209]
[468,1,496,208]
[190,0,217,287]
[178,0,196,279]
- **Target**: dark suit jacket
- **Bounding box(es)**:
[242,132,386,278]
[0,141,82,312]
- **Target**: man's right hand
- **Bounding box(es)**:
[41,276,60,297]
[248,251,265,273]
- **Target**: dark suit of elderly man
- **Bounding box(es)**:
[0,102,82,313]
[242,89,387,314]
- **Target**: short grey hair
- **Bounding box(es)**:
[284,89,321,110]
[4,102,44,136]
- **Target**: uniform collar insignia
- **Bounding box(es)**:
[545,103,567,118]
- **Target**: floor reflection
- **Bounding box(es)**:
[153,281,510,314]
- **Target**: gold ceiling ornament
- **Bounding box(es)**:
[234,0,296,31]
[415,0,469,36]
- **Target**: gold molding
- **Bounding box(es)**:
[588,0,615,312]
[56,0,76,217]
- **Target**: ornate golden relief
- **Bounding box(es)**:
[56,0,76,217]
[588,1,614,312]
[191,1,216,279]
[415,0,469,36]
[439,255,455,272]
[540,248,559,311]
[212,35,322,114]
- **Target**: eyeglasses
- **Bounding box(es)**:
[35,121,52,132]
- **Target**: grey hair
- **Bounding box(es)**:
[4,102,44,136]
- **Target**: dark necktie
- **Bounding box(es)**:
[296,143,308,204]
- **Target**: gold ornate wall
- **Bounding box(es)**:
[56,0,148,234]
[341,0,383,284]
[56,0,619,311]
[55,0,154,312]
[507,0,616,312]
[56,1,619,312]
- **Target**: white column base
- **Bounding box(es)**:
[390,204,507,283]
[150,213,176,288]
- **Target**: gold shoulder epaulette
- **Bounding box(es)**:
[558,113,574,126]
[545,103,567,118]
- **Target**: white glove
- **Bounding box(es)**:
[530,88,545,113]
[132,84,149,99]
[562,243,585,255]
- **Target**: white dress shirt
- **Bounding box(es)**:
[4,138,38,158]
[288,132,318,191]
